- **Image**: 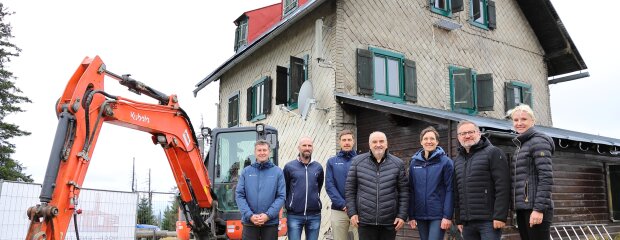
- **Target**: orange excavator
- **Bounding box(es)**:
[24,56,285,239]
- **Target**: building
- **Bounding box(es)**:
[194,0,620,239]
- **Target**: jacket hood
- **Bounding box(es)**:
[412,146,447,163]
[251,160,275,169]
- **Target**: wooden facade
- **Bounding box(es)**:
[352,107,620,239]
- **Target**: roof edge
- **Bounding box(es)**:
[194,0,327,96]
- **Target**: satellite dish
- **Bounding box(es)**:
[298,81,314,120]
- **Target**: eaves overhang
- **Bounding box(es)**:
[335,93,620,150]
[193,0,328,96]
[516,0,587,79]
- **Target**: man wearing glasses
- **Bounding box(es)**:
[453,121,510,240]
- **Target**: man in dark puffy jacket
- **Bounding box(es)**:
[345,131,409,240]
[453,121,510,240]
[284,136,324,240]
[236,140,286,240]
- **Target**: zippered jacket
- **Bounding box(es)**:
[408,146,454,220]
[453,137,510,224]
[283,158,324,216]
[513,127,554,222]
[235,161,286,225]
[326,150,357,210]
[345,151,409,225]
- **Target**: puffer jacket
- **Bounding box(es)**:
[453,136,510,224]
[408,146,454,220]
[235,161,286,225]
[345,151,409,226]
[513,127,554,222]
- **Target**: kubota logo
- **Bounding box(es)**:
[130,112,150,123]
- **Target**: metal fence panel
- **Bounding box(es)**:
[0,181,137,240]
[551,224,613,240]
[0,181,40,240]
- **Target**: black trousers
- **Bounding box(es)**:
[242,224,278,240]
[516,209,551,240]
[358,224,396,240]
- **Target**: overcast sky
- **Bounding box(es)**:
[4,0,619,193]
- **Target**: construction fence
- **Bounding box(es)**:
[0,180,176,240]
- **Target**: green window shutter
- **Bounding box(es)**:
[263,76,272,114]
[523,85,532,107]
[476,73,494,111]
[452,0,464,13]
[234,27,240,52]
[228,95,239,127]
[505,82,516,112]
[453,68,474,109]
[233,96,239,125]
[488,0,497,30]
[228,96,234,126]
[404,59,417,103]
[275,66,288,105]
[357,48,374,95]
[246,87,253,121]
[290,56,305,104]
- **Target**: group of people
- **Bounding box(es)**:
[234,104,554,240]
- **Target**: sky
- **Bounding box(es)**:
[3,0,619,194]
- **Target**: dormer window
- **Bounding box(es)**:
[283,0,298,15]
[234,16,248,52]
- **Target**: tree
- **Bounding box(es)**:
[0,3,33,182]
[137,196,156,225]
[161,198,180,231]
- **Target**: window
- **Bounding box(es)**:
[469,0,496,30]
[227,93,239,127]
[430,0,463,17]
[247,77,272,121]
[275,56,306,109]
[283,0,298,15]
[234,16,248,52]
[505,81,532,111]
[449,66,494,114]
[608,164,620,221]
[356,48,417,103]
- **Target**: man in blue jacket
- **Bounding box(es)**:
[326,129,358,240]
[236,140,286,240]
[284,136,324,240]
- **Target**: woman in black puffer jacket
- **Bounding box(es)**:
[510,104,554,240]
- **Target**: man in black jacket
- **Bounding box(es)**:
[453,121,510,240]
[345,131,409,240]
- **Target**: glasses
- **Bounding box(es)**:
[457,130,478,137]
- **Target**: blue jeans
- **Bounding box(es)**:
[287,214,321,240]
[417,219,445,240]
[461,220,501,240]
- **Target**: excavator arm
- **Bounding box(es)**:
[25,56,218,239]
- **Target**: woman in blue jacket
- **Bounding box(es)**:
[408,126,454,240]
